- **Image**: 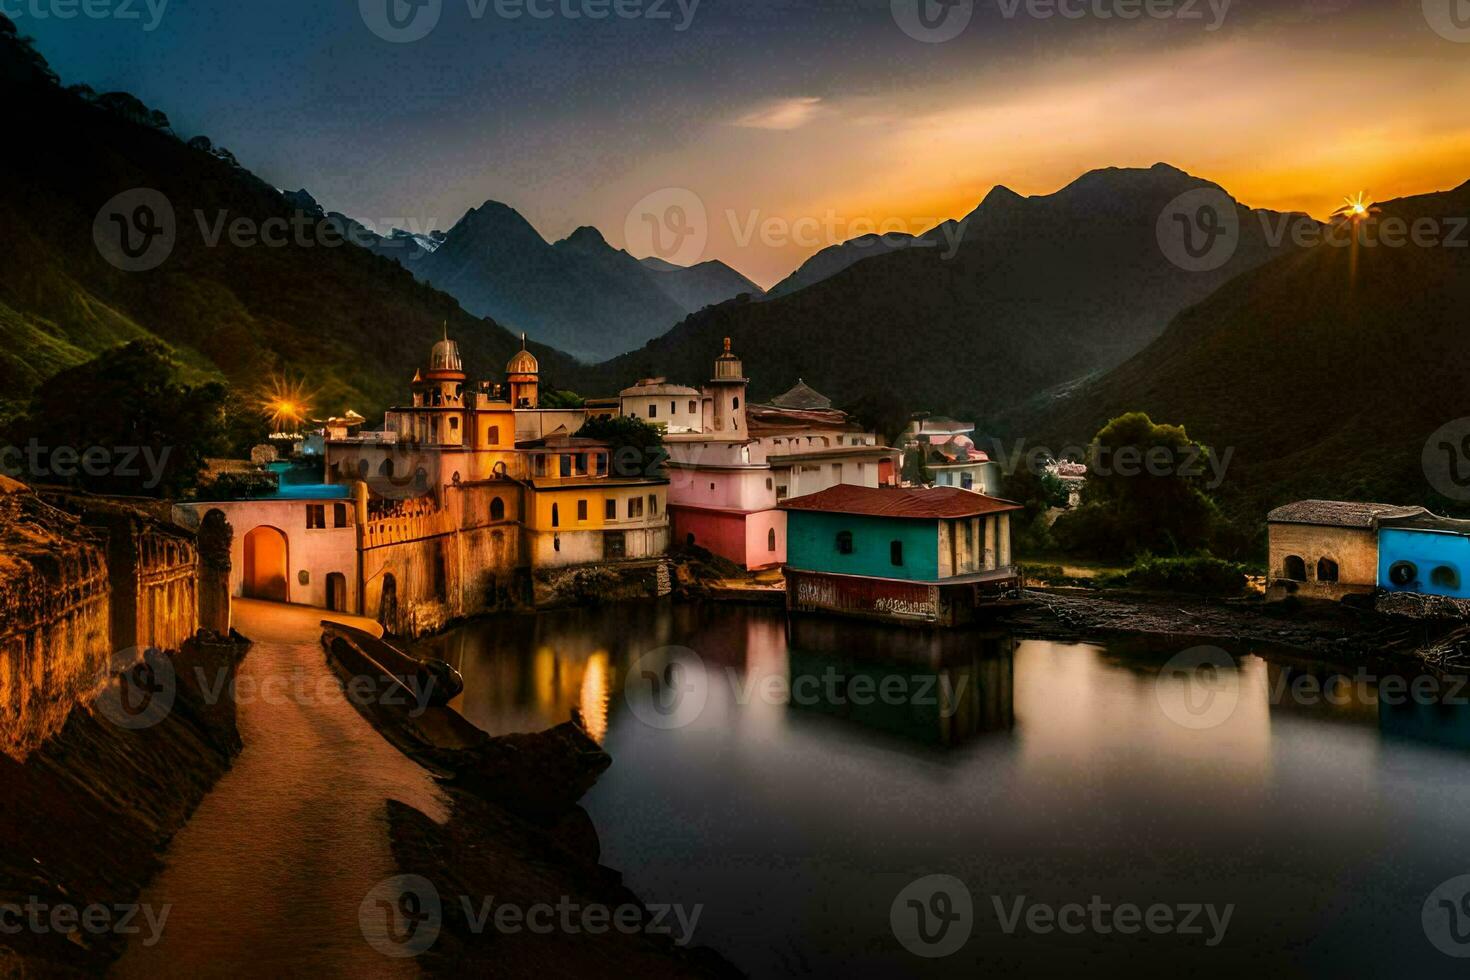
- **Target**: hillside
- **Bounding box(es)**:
[0,19,578,421]
[1018,179,1470,519]
[573,165,1306,417]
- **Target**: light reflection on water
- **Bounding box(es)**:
[418,604,1470,978]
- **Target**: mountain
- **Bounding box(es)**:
[413,207,758,362]
[765,232,923,298]
[0,18,578,421]
[640,256,764,311]
[284,188,444,267]
[1016,178,1470,519]
[573,164,1309,420]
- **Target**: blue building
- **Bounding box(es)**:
[780,485,1022,626]
[1377,513,1470,599]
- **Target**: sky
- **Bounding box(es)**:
[19,0,1470,287]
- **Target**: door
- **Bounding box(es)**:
[242,526,289,602]
[326,572,347,612]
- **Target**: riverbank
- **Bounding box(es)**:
[999,586,1458,661]
[0,631,246,975]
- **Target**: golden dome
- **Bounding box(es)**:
[507,333,539,375]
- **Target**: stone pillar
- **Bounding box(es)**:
[198,509,233,636]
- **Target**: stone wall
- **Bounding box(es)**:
[531,558,672,608]
[1266,522,1378,601]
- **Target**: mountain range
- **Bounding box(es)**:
[570,164,1310,424]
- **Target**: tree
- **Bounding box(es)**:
[540,389,585,409]
[574,415,665,479]
[4,342,233,498]
[187,134,213,153]
[1051,412,1221,559]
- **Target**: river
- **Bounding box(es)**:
[415,602,1470,978]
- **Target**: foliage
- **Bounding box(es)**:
[842,392,910,446]
[574,415,666,478]
[1104,555,1247,596]
[1051,412,1220,560]
[196,468,278,500]
[540,389,585,409]
[4,342,233,497]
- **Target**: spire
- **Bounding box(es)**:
[443,320,448,342]
[723,336,732,355]
[521,332,528,350]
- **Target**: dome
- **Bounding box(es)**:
[507,334,539,375]
[429,336,462,374]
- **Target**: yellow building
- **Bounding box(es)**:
[521,434,670,567]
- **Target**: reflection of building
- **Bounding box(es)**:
[646,343,899,571]
[1265,500,1424,602]
[781,485,1022,626]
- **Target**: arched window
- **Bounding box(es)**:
[733,397,740,409]
[487,425,500,445]
[490,497,505,521]
[379,459,395,478]
[836,530,854,554]
[358,459,370,479]
[1283,555,1307,581]
[551,502,560,528]
[1316,557,1339,583]
[1432,565,1460,590]
[767,528,777,552]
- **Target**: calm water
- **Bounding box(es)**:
[417,604,1470,978]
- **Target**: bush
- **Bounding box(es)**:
[1021,563,1067,584]
[1108,555,1246,596]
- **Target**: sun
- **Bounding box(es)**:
[1331,191,1379,222]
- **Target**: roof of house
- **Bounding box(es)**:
[767,446,899,465]
[779,484,1021,520]
[767,379,833,411]
[1266,499,1427,529]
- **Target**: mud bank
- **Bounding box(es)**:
[0,633,245,975]
[1000,587,1460,660]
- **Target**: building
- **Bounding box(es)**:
[643,345,900,571]
[780,484,1022,626]
[1376,512,1470,599]
[1265,499,1426,601]
[902,415,1002,494]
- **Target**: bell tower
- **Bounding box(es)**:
[707,337,748,435]
[506,333,540,409]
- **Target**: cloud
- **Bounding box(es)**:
[732,96,823,131]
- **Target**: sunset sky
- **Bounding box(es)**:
[26,0,1470,286]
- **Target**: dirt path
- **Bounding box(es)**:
[114,600,446,979]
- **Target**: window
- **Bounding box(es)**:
[1432,565,1461,589]
[670,401,676,414]
[768,528,777,552]
[487,425,500,445]
[766,478,773,490]
[1283,555,1307,581]
[554,535,561,552]
[605,499,617,520]
[551,503,560,527]
[450,417,459,431]
[733,397,740,409]
[534,455,548,477]
[689,400,697,414]
[379,459,394,478]
[628,496,644,519]
[649,494,658,515]
[649,403,658,418]
[596,454,608,476]
[836,530,854,554]
[577,499,588,522]
[776,485,788,500]
[333,503,348,528]
[491,497,505,521]
[890,540,904,566]
[560,455,572,478]
[1316,557,1339,583]
[307,504,326,529]
[358,459,369,479]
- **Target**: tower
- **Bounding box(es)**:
[409,327,467,446]
[507,333,540,409]
[707,337,748,434]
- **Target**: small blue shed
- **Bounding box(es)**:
[1377,513,1470,599]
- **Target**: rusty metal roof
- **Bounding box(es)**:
[779,484,1021,520]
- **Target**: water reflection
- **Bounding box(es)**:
[423,605,1470,977]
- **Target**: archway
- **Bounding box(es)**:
[379,573,399,634]
[326,572,348,612]
[242,526,289,602]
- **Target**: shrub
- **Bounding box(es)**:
[1110,555,1247,596]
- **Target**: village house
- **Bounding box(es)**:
[901,415,1002,495]
[1264,499,1436,602]
[622,343,900,571]
[780,484,1021,627]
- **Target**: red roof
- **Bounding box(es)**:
[779,485,1022,520]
